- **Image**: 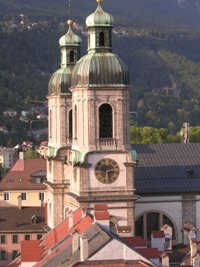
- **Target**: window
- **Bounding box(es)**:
[12,235,18,244]
[69,50,74,62]
[4,193,9,201]
[99,31,105,46]
[0,235,5,244]
[135,212,176,240]
[74,106,77,139]
[12,251,18,260]
[69,110,73,139]
[21,193,26,200]
[24,234,30,240]
[99,104,113,138]
[37,234,42,240]
[39,193,44,201]
[0,251,6,260]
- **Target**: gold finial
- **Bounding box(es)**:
[67,19,73,26]
[97,0,102,5]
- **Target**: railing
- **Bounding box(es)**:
[98,138,117,149]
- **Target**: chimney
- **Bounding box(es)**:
[188,229,197,258]
[94,204,110,230]
[18,195,22,210]
[161,253,169,267]
[68,212,73,229]
[80,235,88,261]
[151,231,165,252]
[72,231,80,252]
[19,152,24,160]
[161,224,173,251]
[181,122,190,144]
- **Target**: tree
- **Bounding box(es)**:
[24,150,40,159]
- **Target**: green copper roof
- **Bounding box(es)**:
[48,67,72,96]
[59,20,82,47]
[86,1,114,28]
[71,52,129,88]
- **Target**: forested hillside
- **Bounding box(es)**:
[0,0,200,146]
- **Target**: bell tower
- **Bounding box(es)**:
[46,20,81,228]
[66,0,136,236]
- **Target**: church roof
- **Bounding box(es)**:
[48,67,72,96]
[132,144,200,194]
[59,20,81,47]
[71,52,129,88]
[86,0,114,28]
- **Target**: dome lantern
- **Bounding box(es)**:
[48,20,82,96]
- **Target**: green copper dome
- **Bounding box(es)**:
[71,52,129,88]
[59,20,82,47]
[48,67,72,96]
[86,0,114,28]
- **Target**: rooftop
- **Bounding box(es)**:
[0,206,46,232]
[0,158,47,190]
[132,144,200,194]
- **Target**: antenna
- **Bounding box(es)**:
[68,0,71,19]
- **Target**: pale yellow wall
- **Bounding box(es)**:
[0,191,47,207]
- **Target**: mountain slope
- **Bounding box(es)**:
[1,0,200,26]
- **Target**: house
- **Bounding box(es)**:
[0,148,18,170]
[0,206,47,267]
[36,141,48,157]
[0,158,47,206]
[9,206,162,267]
[133,144,200,245]
[3,110,17,117]
[0,125,9,134]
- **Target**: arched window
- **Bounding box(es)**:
[135,212,176,240]
[74,105,77,139]
[69,109,72,139]
[99,32,105,46]
[69,50,74,62]
[99,104,112,138]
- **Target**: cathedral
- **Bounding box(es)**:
[46,0,136,235]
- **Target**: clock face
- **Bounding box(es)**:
[95,158,120,184]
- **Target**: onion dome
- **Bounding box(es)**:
[71,52,129,88]
[48,67,72,96]
[48,20,81,96]
[59,20,81,47]
[86,0,114,28]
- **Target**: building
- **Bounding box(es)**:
[0,148,18,170]
[8,206,165,267]
[0,158,47,206]
[133,144,200,244]
[46,0,135,234]
[0,206,47,267]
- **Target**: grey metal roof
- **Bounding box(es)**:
[132,144,200,194]
[71,52,129,88]
[48,67,72,96]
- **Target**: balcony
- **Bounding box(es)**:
[98,138,117,150]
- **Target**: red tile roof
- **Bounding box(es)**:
[94,204,108,211]
[123,237,148,248]
[136,248,160,259]
[0,158,47,190]
[33,208,93,265]
[21,240,44,262]
[94,211,110,220]
[152,230,165,238]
